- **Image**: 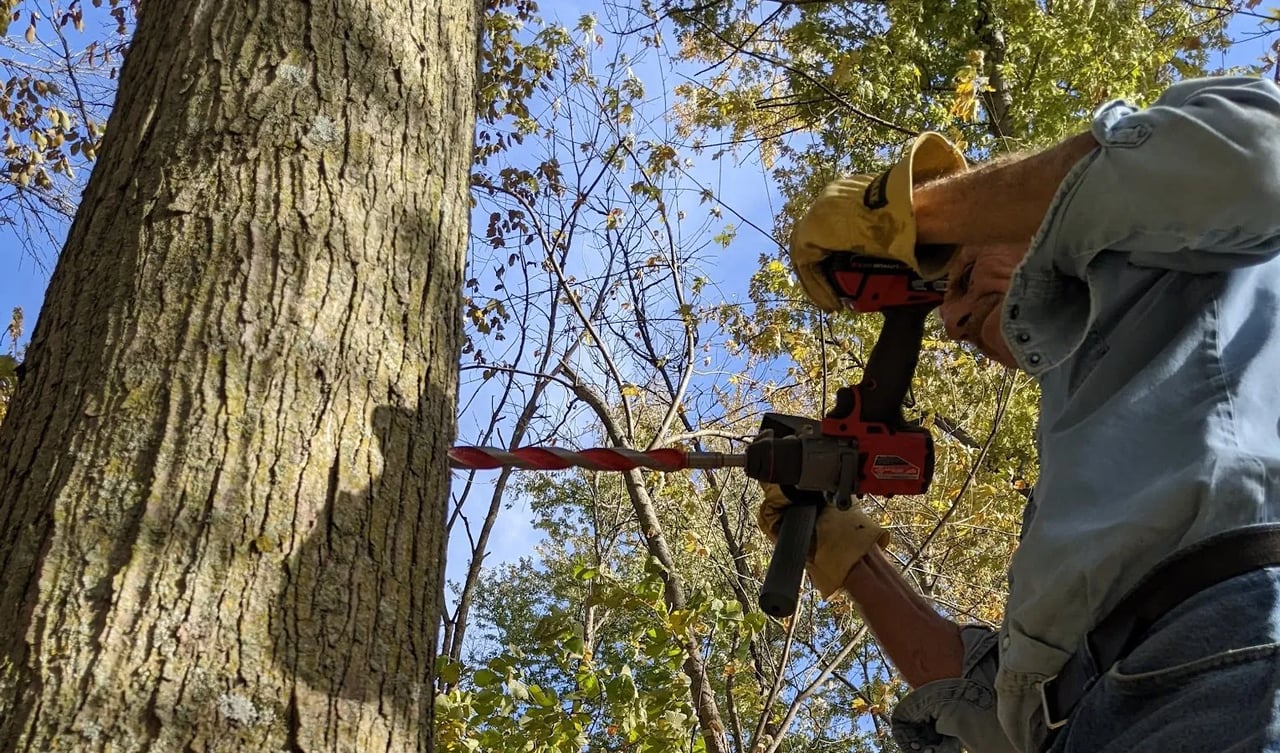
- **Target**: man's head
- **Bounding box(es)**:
[937,243,1026,368]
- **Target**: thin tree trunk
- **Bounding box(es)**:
[975,0,1015,141]
[563,368,730,753]
[621,470,731,753]
[0,1,478,750]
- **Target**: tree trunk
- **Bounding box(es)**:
[975,0,1015,142]
[0,0,478,750]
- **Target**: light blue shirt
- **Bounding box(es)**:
[891,76,1280,753]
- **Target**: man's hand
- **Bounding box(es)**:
[789,132,965,311]
[756,483,888,598]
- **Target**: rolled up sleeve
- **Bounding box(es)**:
[891,625,1017,753]
[1036,76,1280,277]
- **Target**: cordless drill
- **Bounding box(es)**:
[750,255,943,618]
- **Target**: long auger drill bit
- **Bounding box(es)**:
[449,446,746,473]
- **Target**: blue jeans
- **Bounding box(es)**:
[1047,565,1280,753]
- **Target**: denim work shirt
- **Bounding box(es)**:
[890,76,1280,753]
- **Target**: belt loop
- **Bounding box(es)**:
[1039,675,1070,731]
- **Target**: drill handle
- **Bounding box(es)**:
[851,304,932,424]
[758,488,821,618]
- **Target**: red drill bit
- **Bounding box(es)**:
[449,446,746,473]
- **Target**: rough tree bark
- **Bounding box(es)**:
[0,0,477,750]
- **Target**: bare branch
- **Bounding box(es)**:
[763,624,872,753]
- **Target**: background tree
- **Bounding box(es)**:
[0,307,20,423]
[0,1,478,750]
[440,1,1278,752]
[441,7,752,749]
[1,0,134,259]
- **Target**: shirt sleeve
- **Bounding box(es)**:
[890,625,1017,753]
[1037,76,1280,278]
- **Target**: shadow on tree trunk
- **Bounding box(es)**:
[274,400,443,730]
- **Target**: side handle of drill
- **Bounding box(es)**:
[759,492,820,618]
[746,414,841,619]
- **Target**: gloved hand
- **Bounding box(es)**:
[757,483,889,599]
[790,132,966,311]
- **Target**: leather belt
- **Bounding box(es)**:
[1031,525,1280,752]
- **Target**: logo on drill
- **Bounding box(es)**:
[871,454,921,480]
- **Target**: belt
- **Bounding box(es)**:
[1031,525,1280,752]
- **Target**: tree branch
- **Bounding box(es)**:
[681,11,916,136]
[560,362,732,753]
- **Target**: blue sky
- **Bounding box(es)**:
[0,0,121,352]
[0,221,59,349]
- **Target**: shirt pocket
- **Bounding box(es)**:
[1065,327,1110,395]
[1097,121,1151,148]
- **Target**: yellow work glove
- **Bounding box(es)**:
[756,483,889,599]
[789,132,966,312]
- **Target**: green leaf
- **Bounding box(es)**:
[711,223,737,247]
[435,656,462,685]
[527,683,556,707]
[578,670,601,697]
[564,634,585,658]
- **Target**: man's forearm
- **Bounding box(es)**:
[842,547,964,687]
[914,132,1099,246]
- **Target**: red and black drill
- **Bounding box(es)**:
[449,255,945,619]
[751,255,944,618]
